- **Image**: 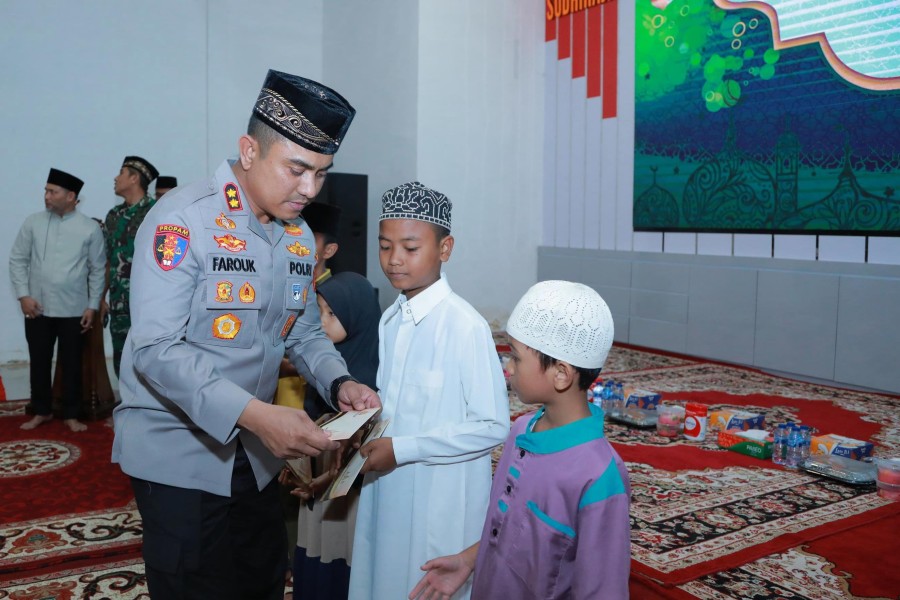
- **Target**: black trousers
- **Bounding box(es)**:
[131,447,288,600]
[24,316,83,419]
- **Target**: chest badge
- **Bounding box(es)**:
[283,223,303,236]
[280,313,297,338]
[286,241,311,257]
[215,281,233,303]
[215,212,237,230]
[224,183,243,211]
[239,282,256,303]
[214,233,248,253]
[212,313,241,339]
[153,225,190,271]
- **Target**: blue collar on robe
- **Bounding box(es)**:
[516,403,605,455]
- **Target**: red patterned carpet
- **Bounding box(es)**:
[0,400,141,593]
[499,340,900,599]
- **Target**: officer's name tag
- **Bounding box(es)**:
[207,254,257,274]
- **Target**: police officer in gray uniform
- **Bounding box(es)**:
[112,70,380,600]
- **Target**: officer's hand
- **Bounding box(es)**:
[237,398,339,458]
[337,381,382,411]
[80,309,95,333]
[99,299,110,327]
[19,296,43,319]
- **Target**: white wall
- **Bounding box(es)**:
[415,1,545,327]
[1,0,545,361]
[0,0,324,362]
[207,1,324,170]
[320,0,421,300]
[317,0,545,321]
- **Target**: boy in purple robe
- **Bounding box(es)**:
[410,280,631,600]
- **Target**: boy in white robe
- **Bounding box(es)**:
[349,182,510,600]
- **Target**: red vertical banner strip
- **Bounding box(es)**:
[601,1,618,118]
[546,12,557,42]
[587,5,602,97]
[558,13,571,60]
[572,9,586,78]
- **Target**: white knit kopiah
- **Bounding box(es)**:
[506,281,614,369]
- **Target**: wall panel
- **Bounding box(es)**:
[539,247,900,394]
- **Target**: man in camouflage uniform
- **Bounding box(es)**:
[102,155,159,378]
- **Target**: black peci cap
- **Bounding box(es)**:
[156,176,177,189]
[122,156,159,182]
[47,168,84,195]
[253,70,355,155]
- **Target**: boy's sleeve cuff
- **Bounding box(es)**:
[391,436,420,466]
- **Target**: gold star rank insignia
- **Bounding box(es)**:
[223,182,243,211]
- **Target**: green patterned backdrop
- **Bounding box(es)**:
[633,0,900,234]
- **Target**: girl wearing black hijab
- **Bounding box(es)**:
[316,272,380,391]
[290,272,381,600]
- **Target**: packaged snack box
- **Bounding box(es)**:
[717,428,773,459]
[810,433,874,460]
[624,387,662,409]
[709,409,765,432]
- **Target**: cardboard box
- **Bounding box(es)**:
[709,409,765,432]
[811,433,874,460]
[717,429,773,459]
[624,387,662,409]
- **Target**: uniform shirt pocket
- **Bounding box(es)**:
[187,308,259,349]
[186,283,260,349]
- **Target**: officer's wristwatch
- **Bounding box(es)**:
[330,375,360,407]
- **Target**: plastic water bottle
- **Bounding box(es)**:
[607,380,616,398]
[785,426,803,469]
[598,381,610,414]
[772,424,788,465]
[799,425,812,460]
